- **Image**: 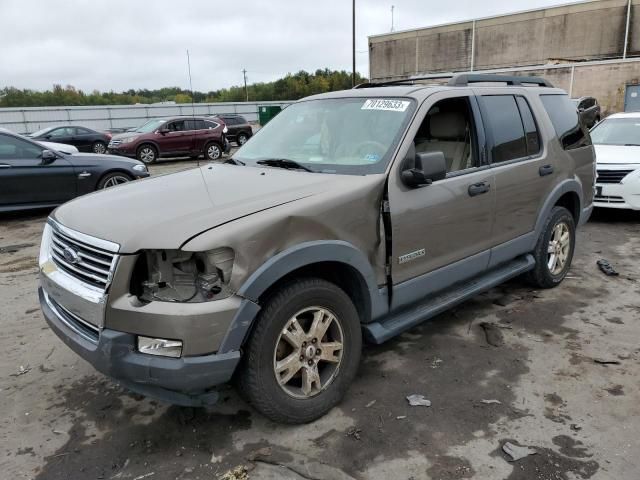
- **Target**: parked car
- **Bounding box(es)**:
[215,114,253,145]
[572,96,601,128]
[589,112,640,209]
[108,116,230,164]
[38,74,594,423]
[0,130,149,212]
[28,125,112,154]
[0,127,79,154]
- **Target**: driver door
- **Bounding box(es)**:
[387,91,495,309]
[0,133,76,207]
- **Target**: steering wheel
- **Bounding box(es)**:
[349,140,387,159]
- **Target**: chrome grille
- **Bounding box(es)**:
[594,194,625,204]
[108,139,122,147]
[47,294,100,343]
[596,169,633,184]
[49,227,116,290]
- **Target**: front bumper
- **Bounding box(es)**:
[40,287,241,405]
[594,175,640,210]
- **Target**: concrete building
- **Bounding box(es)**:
[369,0,640,114]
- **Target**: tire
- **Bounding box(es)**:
[526,206,576,289]
[237,133,249,146]
[205,142,222,160]
[237,277,362,424]
[137,144,157,164]
[97,172,133,189]
[92,141,107,154]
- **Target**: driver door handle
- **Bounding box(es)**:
[0,164,11,168]
[468,181,490,197]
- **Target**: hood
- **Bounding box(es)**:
[111,131,141,141]
[37,141,79,154]
[594,144,640,166]
[53,164,348,253]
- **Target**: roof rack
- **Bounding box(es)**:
[354,73,553,89]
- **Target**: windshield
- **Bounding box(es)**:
[135,119,166,133]
[590,117,640,145]
[571,99,580,106]
[233,97,416,174]
[30,127,55,137]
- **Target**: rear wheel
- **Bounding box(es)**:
[526,206,575,288]
[205,142,222,160]
[137,145,157,164]
[97,172,132,189]
[92,141,107,154]
[237,133,249,146]
[237,278,362,424]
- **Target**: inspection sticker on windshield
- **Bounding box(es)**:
[362,99,410,112]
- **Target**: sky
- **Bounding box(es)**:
[0,0,584,93]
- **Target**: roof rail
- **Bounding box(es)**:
[354,73,554,89]
[447,74,554,87]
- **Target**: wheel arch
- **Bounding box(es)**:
[217,241,387,353]
[531,179,583,250]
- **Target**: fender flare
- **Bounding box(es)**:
[217,241,387,353]
[530,178,583,250]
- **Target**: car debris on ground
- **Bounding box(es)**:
[502,441,537,461]
[479,322,505,347]
[406,394,432,407]
[597,259,619,276]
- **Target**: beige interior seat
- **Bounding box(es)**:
[415,111,469,172]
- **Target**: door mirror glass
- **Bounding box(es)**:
[40,149,57,164]
[401,151,447,188]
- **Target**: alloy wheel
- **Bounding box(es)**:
[207,144,221,160]
[102,175,130,189]
[547,221,571,275]
[273,307,344,399]
[93,143,106,154]
[139,147,155,164]
[238,134,248,145]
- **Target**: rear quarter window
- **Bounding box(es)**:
[540,94,591,150]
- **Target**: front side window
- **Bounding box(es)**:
[167,121,185,132]
[135,119,167,133]
[233,97,416,175]
[49,127,74,138]
[0,134,43,160]
[481,95,527,162]
[540,94,591,150]
[413,96,477,174]
[590,117,640,146]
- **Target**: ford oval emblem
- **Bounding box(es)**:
[63,246,80,264]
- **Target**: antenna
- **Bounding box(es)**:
[391,5,395,32]
[186,49,199,166]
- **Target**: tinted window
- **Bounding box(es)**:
[167,121,185,132]
[184,119,206,130]
[540,94,590,150]
[223,117,238,125]
[481,95,527,162]
[49,127,74,137]
[204,120,220,129]
[584,98,595,108]
[516,96,541,155]
[76,127,92,134]
[0,134,43,160]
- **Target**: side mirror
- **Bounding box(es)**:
[40,149,57,165]
[401,151,447,188]
[158,127,169,134]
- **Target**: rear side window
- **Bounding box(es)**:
[540,94,591,150]
[204,120,220,129]
[515,97,541,155]
[481,95,527,163]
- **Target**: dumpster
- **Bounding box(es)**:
[258,105,282,126]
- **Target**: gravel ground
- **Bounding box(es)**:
[1,162,639,479]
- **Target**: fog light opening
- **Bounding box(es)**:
[137,336,183,358]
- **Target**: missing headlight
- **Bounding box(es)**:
[133,248,234,303]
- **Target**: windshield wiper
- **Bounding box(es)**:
[225,157,245,165]
[624,143,640,146]
[256,158,314,172]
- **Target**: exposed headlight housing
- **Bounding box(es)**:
[132,164,147,172]
[137,336,182,358]
[132,248,235,303]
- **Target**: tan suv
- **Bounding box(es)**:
[38,74,595,423]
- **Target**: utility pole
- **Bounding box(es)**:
[352,0,356,87]
[391,5,395,32]
[242,69,248,102]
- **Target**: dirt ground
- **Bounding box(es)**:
[1,159,639,479]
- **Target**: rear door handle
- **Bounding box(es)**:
[539,164,554,176]
[0,164,11,168]
[468,181,490,197]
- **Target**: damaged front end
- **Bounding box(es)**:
[132,247,235,303]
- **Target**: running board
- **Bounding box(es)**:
[363,254,535,344]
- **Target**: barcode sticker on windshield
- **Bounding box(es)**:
[362,99,410,112]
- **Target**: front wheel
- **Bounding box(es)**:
[526,206,576,288]
[97,172,132,189]
[137,145,157,164]
[237,278,362,424]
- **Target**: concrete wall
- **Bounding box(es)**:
[369,0,640,81]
